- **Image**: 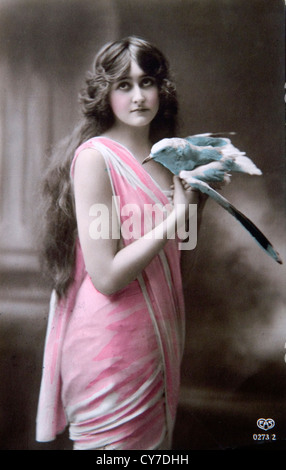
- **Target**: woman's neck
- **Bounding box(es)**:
[102,125,152,163]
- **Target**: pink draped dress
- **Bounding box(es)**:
[36,137,185,450]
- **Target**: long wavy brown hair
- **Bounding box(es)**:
[40,36,179,298]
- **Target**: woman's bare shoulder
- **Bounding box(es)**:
[73,147,111,186]
[74,147,107,173]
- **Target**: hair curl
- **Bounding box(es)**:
[40,36,179,298]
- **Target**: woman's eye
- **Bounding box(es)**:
[141,77,155,87]
[117,81,131,91]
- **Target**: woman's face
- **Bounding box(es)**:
[109,60,160,131]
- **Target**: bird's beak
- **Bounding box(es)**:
[142,155,152,165]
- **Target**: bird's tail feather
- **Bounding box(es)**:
[182,176,282,264]
[227,205,282,264]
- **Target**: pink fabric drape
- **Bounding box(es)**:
[36,137,185,449]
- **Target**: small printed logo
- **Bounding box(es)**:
[257,418,275,431]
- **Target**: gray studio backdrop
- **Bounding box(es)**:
[0,0,285,450]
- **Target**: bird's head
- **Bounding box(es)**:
[142,138,187,174]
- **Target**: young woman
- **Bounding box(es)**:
[36,36,213,450]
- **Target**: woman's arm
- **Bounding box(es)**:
[73,148,199,295]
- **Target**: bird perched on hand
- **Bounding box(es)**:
[144,133,262,176]
[142,133,282,265]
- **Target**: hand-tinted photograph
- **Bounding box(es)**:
[0,0,285,453]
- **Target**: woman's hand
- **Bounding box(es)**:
[173,160,232,215]
[171,175,208,219]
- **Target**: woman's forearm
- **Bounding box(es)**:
[90,205,187,295]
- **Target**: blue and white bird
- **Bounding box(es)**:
[142,133,282,264]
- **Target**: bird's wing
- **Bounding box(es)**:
[189,132,237,138]
[185,135,229,148]
[186,158,233,182]
[186,133,262,175]
[229,155,262,175]
[179,171,282,265]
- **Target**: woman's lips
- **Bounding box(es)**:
[131,108,149,112]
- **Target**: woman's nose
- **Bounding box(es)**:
[132,85,145,103]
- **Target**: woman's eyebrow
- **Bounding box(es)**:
[117,75,131,81]
[117,72,151,81]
